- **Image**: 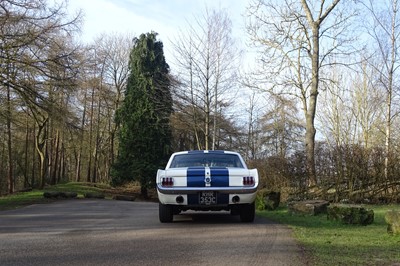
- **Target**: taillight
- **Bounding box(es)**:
[243,176,255,186]
[162,177,174,187]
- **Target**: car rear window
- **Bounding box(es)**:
[170,153,244,168]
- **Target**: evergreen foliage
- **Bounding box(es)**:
[111,32,173,197]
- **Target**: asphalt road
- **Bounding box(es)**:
[0,200,309,266]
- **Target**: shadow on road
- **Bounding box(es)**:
[173,211,274,225]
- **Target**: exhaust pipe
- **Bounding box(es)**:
[232,195,240,203]
[176,195,184,204]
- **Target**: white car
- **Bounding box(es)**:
[156,150,259,222]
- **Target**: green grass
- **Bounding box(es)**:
[49,182,111,195]
[0,182,114,211]
[0,190,48,210]
[259,205,400,265]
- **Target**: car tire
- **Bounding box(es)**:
[240,202,255,222]
[159,203,173,223]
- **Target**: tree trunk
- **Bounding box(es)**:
[57,142,64,183]
[190,61,201,150]
[51,130,60,185]
[6,84,14,194]
[92,91,102,183]
[76,89,87,182]
[31,123,36,188]
[384,2,396,192]
[35,118,48,189]
[205,74,210,150]
[47,125,53,186]
[304,25,320,187]
[87,85,95,182]
[212,82,219,151]
[205,102,210,150]
[301,0,341,187]
[24,117,30,188]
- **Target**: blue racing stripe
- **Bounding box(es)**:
[187,167,229,187]
[210,167,229,187]
[186,167,230,205]
[187,167,206,187]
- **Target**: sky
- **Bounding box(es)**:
[67,0,250,62]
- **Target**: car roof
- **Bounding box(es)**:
[171,150,240,156]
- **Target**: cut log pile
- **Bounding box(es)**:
[287,200,375,226]
[385,210,400,235]
[288,200,329,216]
[327,204,374,225]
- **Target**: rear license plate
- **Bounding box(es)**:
[199,191,217,205]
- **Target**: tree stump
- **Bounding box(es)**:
[288,200,329,216]
[84,192,105,199]
[43,191,77,199]
[257,190,281,210]
[327,204,374,225]
[43,191,61,198]
[385,210,400,235]
[113,195,136,201]
[60,192,78,198]
[265,191,280,210]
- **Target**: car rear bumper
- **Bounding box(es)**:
[157,187,257,206]
[157,184,257,194]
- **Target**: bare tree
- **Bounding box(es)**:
[72,33,132,184]
[171,7,240,150]
[246,0,357,186]
[363,0,400,187]
[0,0,83,189]
[244,92,263,160]
[96,33,131,168]
[351,60,385,149]
[260,95,304,159]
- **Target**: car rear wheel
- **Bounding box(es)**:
[240,202,255,222]
[159,203,173,223]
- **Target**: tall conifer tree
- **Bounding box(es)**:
[112,32,172,197]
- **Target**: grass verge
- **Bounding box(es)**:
[258,205,400,266]
[0,182,131,211]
